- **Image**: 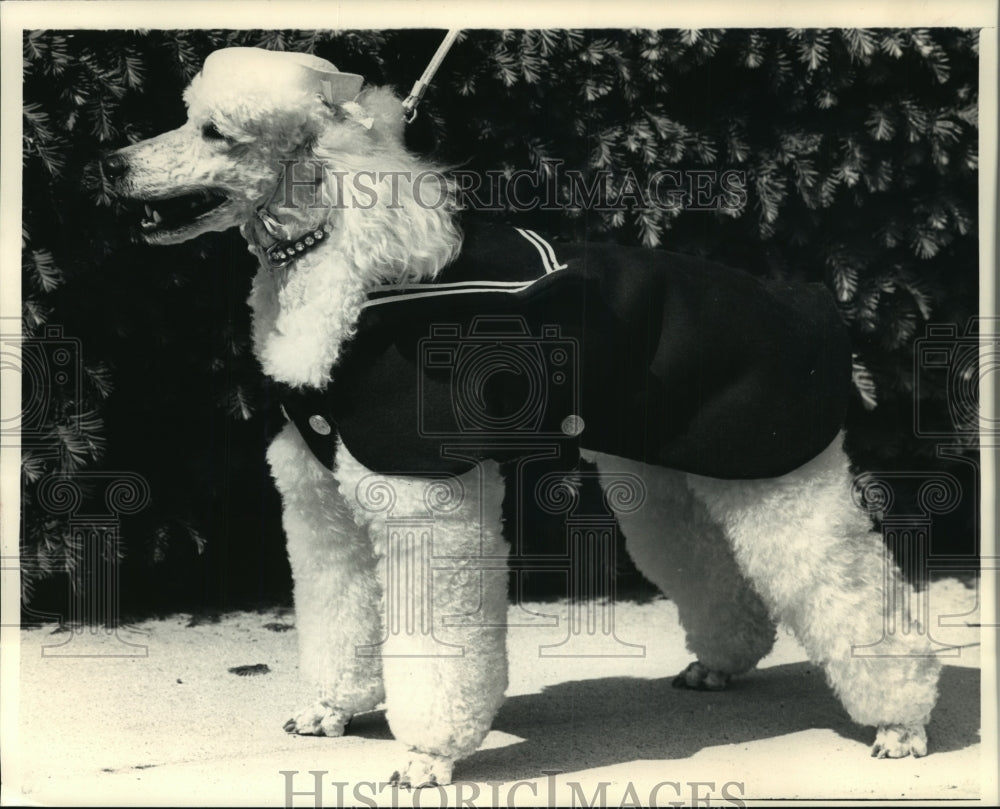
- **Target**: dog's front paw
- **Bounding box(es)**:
[389,750,454,788]
[672,661,730,691]
[871,723,928,758]
[283,701,352,737]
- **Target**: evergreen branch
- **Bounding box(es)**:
[879,31,906,59]
[866,105,896,141]
[852,356,879,410]
[25,249,64,293]
[898,276,935,320]
[21,450,49,485]
[84,363,115,399]
[22,298,51,334]
[909,226,942,259]
[740,30,766,68]
[841,29,877,63]
[789,28,830,71]
[224,387,254,421]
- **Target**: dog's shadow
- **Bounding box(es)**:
[350,662,978,781]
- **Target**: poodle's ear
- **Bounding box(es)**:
[352,86,406,146]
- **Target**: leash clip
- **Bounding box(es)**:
[401,29,461,125]
[257,209,285,239]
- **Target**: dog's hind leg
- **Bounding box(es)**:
[586,451,776,687]
[336,448,509,787]
[685,433,942,758]
[267,424,385,737]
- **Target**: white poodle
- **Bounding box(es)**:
[102,46,942,786]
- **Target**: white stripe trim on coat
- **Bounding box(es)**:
[369,280,532,293]
[362,227,567,309]
[514,228,568,273]
[361,278,547,309]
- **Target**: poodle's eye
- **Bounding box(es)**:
[201,122,227,142]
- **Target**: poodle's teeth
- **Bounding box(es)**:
[152,209,163,224]
[144,204,154,217]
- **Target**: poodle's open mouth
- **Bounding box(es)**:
[129,190,229,237]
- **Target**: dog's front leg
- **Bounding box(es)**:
[336,447,509,787]
[267,423,385,736]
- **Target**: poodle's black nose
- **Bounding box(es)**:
[101,152,129,180]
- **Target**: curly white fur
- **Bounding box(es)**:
[105,48,942,786]
[114,73,460,388]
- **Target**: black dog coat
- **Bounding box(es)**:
[280,222,853,480]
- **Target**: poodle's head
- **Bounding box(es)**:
[102,47,407,245]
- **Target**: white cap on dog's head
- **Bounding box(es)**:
[199,47,364,104]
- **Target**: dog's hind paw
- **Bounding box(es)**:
[283,701,352,737]
[389,750,454,788]
[672,661,730,691]
[871,723,928,758]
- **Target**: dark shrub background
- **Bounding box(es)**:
[20,29,980,618]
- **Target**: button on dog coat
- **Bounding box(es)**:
[280,222,853,479]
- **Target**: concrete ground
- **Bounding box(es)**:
[4,577,988,807]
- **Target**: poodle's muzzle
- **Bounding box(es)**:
[98,135,236,244]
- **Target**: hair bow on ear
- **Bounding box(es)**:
[339,101,375,130]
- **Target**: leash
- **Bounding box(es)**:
[401,29,462,123]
